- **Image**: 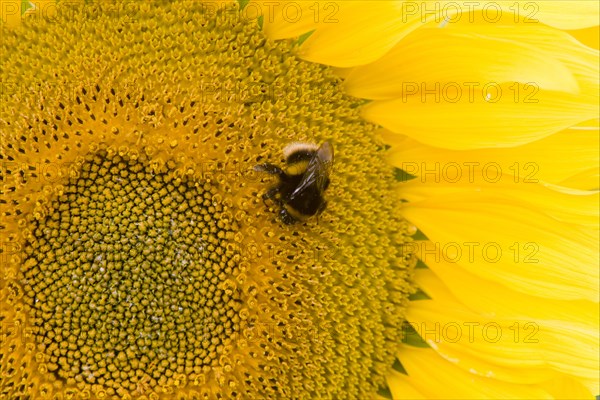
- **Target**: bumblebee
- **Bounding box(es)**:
[254,141,334,224]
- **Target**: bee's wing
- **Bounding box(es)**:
[290,143,334,199]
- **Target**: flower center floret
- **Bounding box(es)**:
[21,152,241,395]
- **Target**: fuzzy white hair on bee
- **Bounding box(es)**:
[283,141,333,166]
[282,142,319,162]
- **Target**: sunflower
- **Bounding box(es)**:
[1,0,598,399]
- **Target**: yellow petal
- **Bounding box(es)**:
[518,0,599,30]
[397,345,554,399]
[363,82,598,149]
[258,0,424,66]
[440,22,599,94]
[406,317,555,385]
[386,370,426,399]
[444,1,600,31]
[400,173,599,228]
[385,119,599,186]
[409,269,599,391]
[412,243,598,327]
[400,197,598,301]
[345,24,581,100]
[295,1,417,67]
[358,18,599,150]
[252,0,320,39]
[559,168,600,191]
[258,1,599,67]
[412,248,598,391]
[569,26,600,50]
[541,375,599,399]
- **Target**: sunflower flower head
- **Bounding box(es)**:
[0,1,415,398]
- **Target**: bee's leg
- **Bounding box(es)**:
[253,163,285,178]
[315,200,328,225]
[279,208,297,225]
[262,186,281,207]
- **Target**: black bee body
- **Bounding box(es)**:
[254,142,334,224]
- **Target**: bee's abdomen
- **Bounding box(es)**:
[286,186,324,216]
